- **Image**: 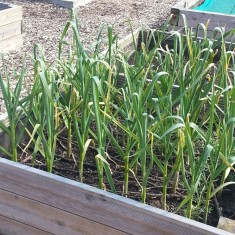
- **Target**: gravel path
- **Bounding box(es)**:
[0,0,179,114]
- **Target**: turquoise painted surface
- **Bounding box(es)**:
[195,0,235,15]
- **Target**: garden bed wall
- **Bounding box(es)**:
[0,3,23,53]
[170,0,235,38]
[0,157,232,235]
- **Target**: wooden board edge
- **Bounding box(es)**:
[178,8,235,19]
[0,21,22,41]
[0,214,52,235]
[73,0,93,8]
[0,4,22,11]
[0,188,127,235]
[171,0,204,12]
[0,157,233,235]
[0,5,22,16]
[0,34,23,54]
[100,29,140,56]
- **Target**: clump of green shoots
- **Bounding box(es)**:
[1,12,235,225]
[0,60,31,162]
[26,45,61,173]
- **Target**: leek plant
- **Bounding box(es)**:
[57,13,117,190]
[91,27,117,192]
[57,22,94,182]
[0,62,30,162]
[27,45,61,173]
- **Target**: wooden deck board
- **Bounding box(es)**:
[0,158,232,235]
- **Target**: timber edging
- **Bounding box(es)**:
[0,158,232,235]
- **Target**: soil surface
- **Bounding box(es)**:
[16,130,222,227]
[1,134,233,229]
[220,176,235,221]
[0,0,179,114]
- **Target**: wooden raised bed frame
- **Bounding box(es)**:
[0,158,232,235]
[0,30,234,235]
[0,2,23,53]
[171,0,235,35]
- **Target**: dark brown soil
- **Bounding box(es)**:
[15,131,223,228]
[220,179,235,220]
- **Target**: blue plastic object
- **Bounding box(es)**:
[194,0,235,15]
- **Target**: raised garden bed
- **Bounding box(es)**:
[0,15,235,234]
[0,2,23,53]
[0,157,231,235]
[171,0,235,36]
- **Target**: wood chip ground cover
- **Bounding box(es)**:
[0,0,178,114]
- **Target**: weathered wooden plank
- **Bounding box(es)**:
[171,1,235,32]
[177,10,235,28]
[0,34,23,53]
[172,0,204,10]
[169,14,179,26]
[218,217,235,234]
[0,6,22,27]
[178,18,235,29]
[178,16,235,30]
[0,21,22,41]
[0,4,23,53]
[0,215,52,235]
[167,25,235,45]
[0,189,126,235]
[171,3,235,31]
[171,0,235,32]
[101,29,139,57]
[119,29,140,52]
[0,158,232,235]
